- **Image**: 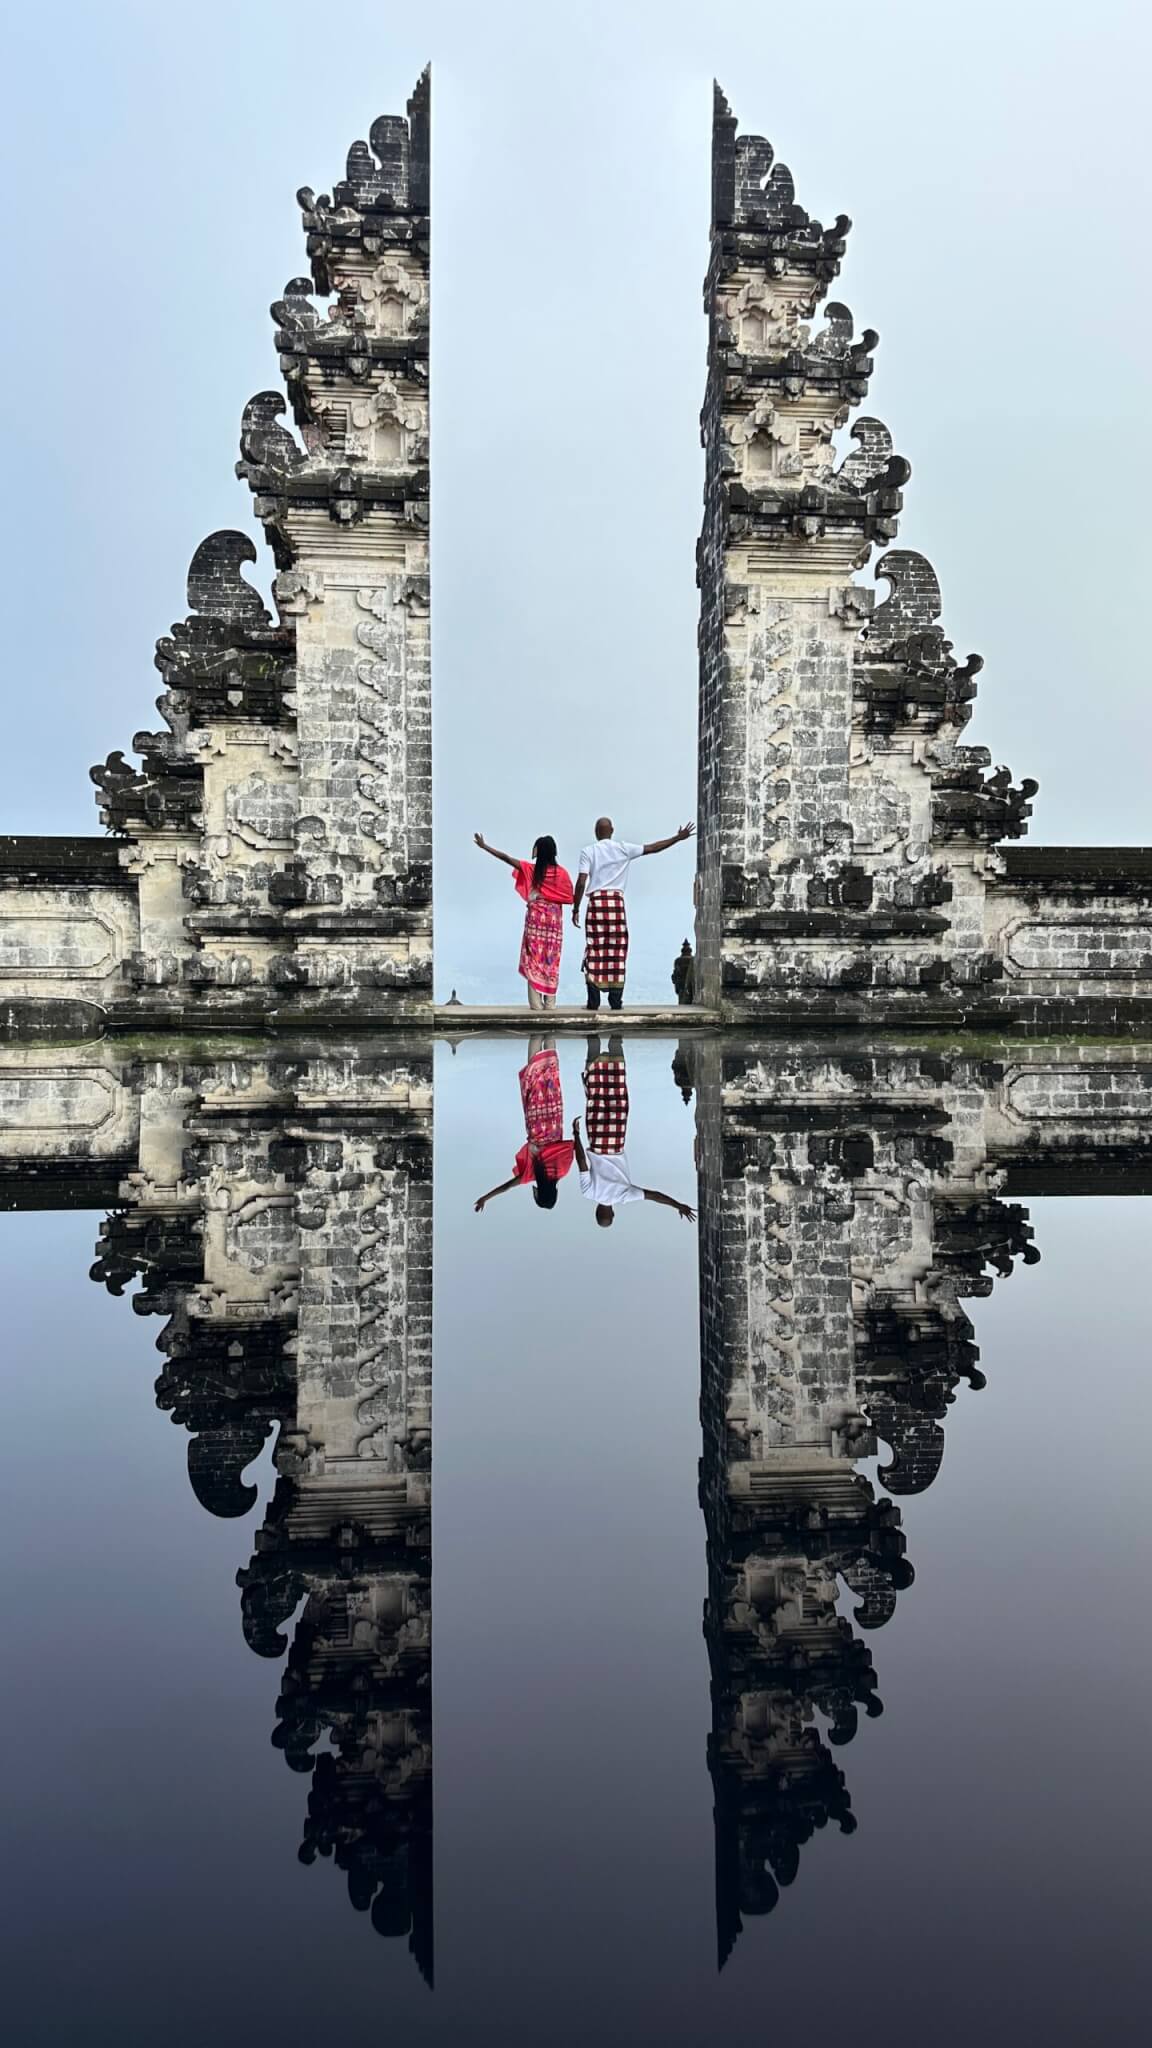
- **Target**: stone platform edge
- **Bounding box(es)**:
[434,1005,719,1031]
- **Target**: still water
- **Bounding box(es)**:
[0,1034,1148,2046]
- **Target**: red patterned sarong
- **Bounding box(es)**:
[519,897,564,996]
[582,890,628,992]
[513,1047,573,1182]
[584,1056,629,1155]
[521,1046,563,1144]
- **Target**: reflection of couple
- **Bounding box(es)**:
[474,816,695,1009]
[474,1036,574,1212]
[574,1038,695,1227]
[474,1037,695,1227]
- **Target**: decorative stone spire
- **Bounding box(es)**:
[86,74,433,1024]
[695,89,1037,1023]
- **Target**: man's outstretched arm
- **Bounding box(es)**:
[572,873,588,926]
[642,822,695,857]
[642,1187,697,1222]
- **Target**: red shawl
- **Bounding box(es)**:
[514,860,575,905]
[513,1140,575,1184]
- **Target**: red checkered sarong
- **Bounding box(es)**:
[582,889,628,991]
[584,1056,629,1155]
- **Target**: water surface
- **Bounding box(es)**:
[0,1034,1147,2045]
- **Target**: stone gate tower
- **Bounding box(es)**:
[0,74,432,1030]
[695,86,1040,1023]
[693,87,1152,1032]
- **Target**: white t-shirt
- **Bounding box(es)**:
[578,838,644,894]
[579,1152,644,1207]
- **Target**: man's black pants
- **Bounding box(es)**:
[586,980,623,1011]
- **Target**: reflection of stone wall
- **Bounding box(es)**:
[1,1041,435,1978]
[685,1034,1152,1960]
[0,1052,137,1165]
[0,841,139,1029]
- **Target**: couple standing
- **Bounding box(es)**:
[474,816,695,1009]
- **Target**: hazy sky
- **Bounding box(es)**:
[2,0,1148,999]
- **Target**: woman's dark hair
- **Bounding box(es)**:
[532,835,558,890]
[532,1155,559,1209]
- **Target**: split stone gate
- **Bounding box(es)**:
[1,71,1149,1034]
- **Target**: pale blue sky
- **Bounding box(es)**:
[2,0,1148,998]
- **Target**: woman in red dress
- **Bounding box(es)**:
[474,831,575,1007]
[474,1037,575,1213]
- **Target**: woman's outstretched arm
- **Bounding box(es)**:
[474,832,519,869]
[475,1175,520,1212]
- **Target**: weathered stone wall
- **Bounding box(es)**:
[986,849,1152,1033]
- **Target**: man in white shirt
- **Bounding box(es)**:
[573,1036,696,1229]
[572,815,695,1010]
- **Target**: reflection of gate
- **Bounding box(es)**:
[1,1037,435,1976]
[2,1033,1152,1969]
[680,1031,1152,1958]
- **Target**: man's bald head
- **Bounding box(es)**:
[595,816,613,839]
